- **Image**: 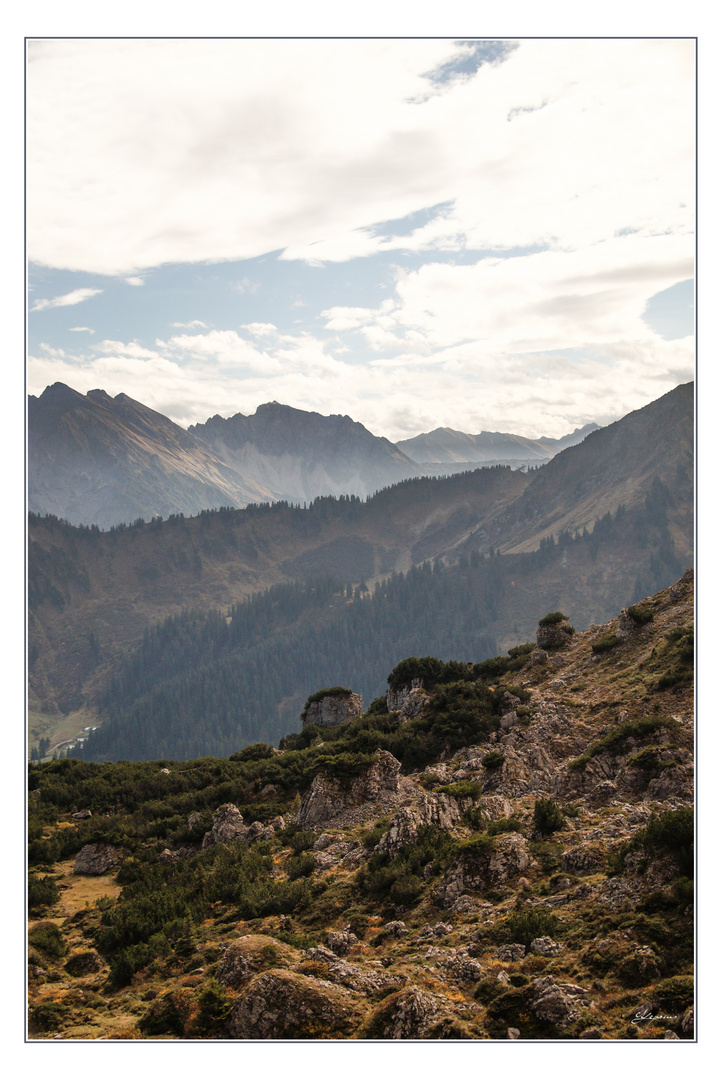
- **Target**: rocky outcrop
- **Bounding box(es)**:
[530,975,590,1029]
[302,690,364,728]
[296,750,405,830]
[386,678,424,713]
[216,935,302,989]
[438,834,532,908]
[378,791,464,854]
[227,969,360,1039]
[367,986,445,1039]
[201,804,249,849]
[73,844,123,876]
[536,617,575,651]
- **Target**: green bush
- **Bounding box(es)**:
[434,780,482,800]
[498,908,559,949]
[190,981,232,1038]
[538,612,567,626]
[28,920,68,959]
[228,743,276,763]
[29,1001,70,1033]
[28,873,60,913]
[286,852,316,880]
[486,817,523,836]
[568,716,680,771]
[533,798,565,836]
[482,751,505,770]
[655,975,694,1014]
[592,633,622,654]
[139,989,194,1037]
[627,604,654,625]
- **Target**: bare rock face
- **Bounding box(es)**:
[496,944,526,962]
[378,792,463,854]
[296,749,403,830]
[368,986,445,1039]
[227,969,359,1039]
[73,844,123,876]
[439,834,532,907]
[216,935,302,989]
[201,804,248,849]
[302,691,363,728]
[386,678,423,713]
[531,976,589,1028]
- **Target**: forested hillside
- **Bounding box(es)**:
[72,485,685,761]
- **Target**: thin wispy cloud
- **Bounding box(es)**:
[31,287,102,312]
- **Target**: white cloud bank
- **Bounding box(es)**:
[26,37,694,440]
[27,38,693,275]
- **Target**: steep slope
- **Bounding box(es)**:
[467,383,693,556]
[29,383,279,528]
[27,573,694,1041]
[190,402,420,504]
[398,422,599,466]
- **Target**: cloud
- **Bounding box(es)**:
[30,287,102,312]
[68,326,94,333]
[125,276,144,286]
[27,39,693,277]
[171,320,208,329]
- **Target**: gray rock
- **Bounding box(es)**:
[187,811,203,829]
[302,691,363,728]
[201,804,249,849]
[536,619,574,651]
[529,649,548,667]
[73,843,123,876]
[386,678,424,713]
[531,975,588,1029]
[227,969,359,1039]
[495,944,526,962]
[71,809,92,820]
[579,1027,604,1039]
[312,833,336,851]
[296,750,402,830]
[530,937,563,957]
[507,1027,521,1039]
[327,931,358,956]
[370,986,444,1039]
[383,921,408,938]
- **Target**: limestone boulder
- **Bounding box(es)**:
[201,804,249,849]
[302,691,363,728]
[73,844,123,876]
[227,969,360,1039]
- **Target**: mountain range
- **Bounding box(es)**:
[29,383,598,529]
[397,423,599,466]
[28,382,693,761]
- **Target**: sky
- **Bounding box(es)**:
[26,36,695,441]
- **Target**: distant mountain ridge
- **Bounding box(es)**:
[397,422,599,465]
[26,384,645,531]
[28,383,280,529]
[189,402,419,506]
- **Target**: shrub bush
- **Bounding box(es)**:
[592,633,622,654]
[434,780,482,800]
[28,921,68,959]
[498,908,559,949]
[28,873,60,913]
[482,751,505,770]
[627,604,654,625]
[533,798,565,836]
[538,612,567,626]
